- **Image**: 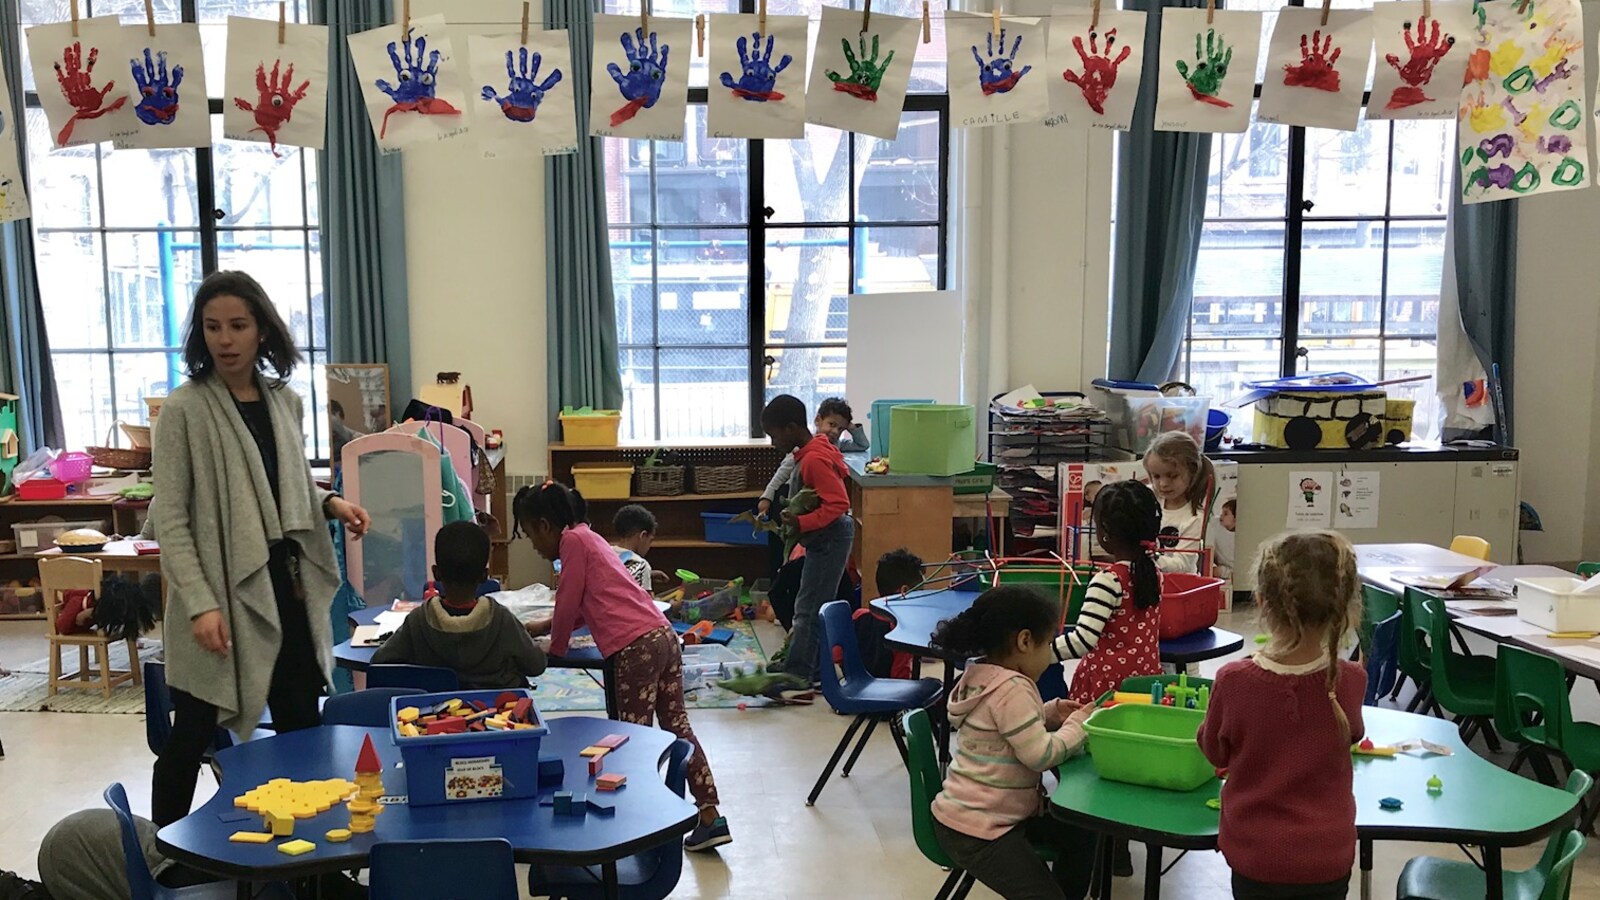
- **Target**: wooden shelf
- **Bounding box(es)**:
[652,538,766,549]
[1,497,124,506]
[0,612,44,620]
[550,440,774,451]
[585,491,761,504]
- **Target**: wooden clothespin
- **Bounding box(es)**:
[992,7,1002,41]
[1205,0,1215,25]
[1421,0,1431,18]
[861,0,872,34]
[277,1,286,43]
[69,0,79,38]
[1516,0,1530,13]
[1091,0,1101,31]
[401,0,410,37]
[696,14,705,55]
[520,1,530,44]
[758,0,768,37]
[144,0,155,36]
[921,0,931,43]
[1319,0,1331,26]
[641,0,650,34]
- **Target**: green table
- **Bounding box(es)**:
[1050,707,1579,900]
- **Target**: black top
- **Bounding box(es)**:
[233,398,279,505]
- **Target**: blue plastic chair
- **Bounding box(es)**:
[366,664,459,693]
[142,661,238,765]
[527,739,694,900]
[321,687,425,727]
[1365,611,1402,706]
[370,839,519,900]
[104,782,290,900]
[808,600,943,806]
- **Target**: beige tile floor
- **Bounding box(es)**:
[3,612,1600,899]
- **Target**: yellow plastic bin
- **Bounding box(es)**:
[571,462,635,500]
[559,410,622,446]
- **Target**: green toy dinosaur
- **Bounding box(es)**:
[716,666,815,704]
[728,488,822,559]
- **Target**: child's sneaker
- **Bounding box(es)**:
[684,816,732,852]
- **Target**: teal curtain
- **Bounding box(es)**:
[314,0,412,401]
[0,11,64,451]
[1450,183,1517,442]
[544,0,623,438]
[1109,0,1214,384]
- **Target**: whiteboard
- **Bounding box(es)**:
[845,291,964,408]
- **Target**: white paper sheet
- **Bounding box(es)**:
[373,609,411,631]
[589,14,692,140]
[469,32,578,158]
[946,13,1050,129]
[1367,2,1475,120]
[26,16,138,148]
[1334,470,1380,529]
[1257,8,1373,131]
[105,23,209,150]
[223,15,329,153]
[0,54,31,224]
[1046,11,1148,131]
[1154,8,1262,133]
[805,6,921,140]
[349,15,470,153]
[1286,470,1332,528]
[706,15,809,140]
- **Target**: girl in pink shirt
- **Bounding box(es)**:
[518,482,730,852]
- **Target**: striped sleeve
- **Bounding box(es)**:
[992,679,1085,771]
[1054,570,1123,661]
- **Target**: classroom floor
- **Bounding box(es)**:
[4,611,1600,899]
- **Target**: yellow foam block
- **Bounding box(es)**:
[228,831,273,844]
[579,745,609,758]
[348,818,376,834]
[397,707,420,723]
[277,839,316,857]
[325,829,352,843]
[399,723,421,738]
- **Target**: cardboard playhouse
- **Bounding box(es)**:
[1236,374,1414,450]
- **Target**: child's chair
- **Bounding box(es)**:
[142,661,240,781]
[321,687,426,727]
[1495,646,1600,830]
[1355,584,1402,662]
[370,840,518,900]
[808,600,943,806]
[1449,535,1492,560]
[1393,590,1441,716]
[41,556,138,698]
[1578,562,1600,579]
[1364,612,1401,706]
[366,664,459,693]
[1421,597,1500,751]
[104,782,292,900]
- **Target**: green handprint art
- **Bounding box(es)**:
[826,33,895,101]
[1174,28,1234,107]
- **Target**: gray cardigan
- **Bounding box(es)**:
[151,374,340,733]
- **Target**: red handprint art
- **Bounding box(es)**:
[52,42,128,146]
[1062,29,1131,115]
[1282,29,1342,92]
[1383,16,1455,109]
[233,60,311,157]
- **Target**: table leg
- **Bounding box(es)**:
[1359,839,1373,900]
[602,861,620,900]
[1143,843,1163,900]
[1483,846,1503,900]
[603,658,620,720]
[236,882,250,900]
[1097,834,1115,899]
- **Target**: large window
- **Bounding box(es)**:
[607,0,949,441]
[1179,0,1448,435]
[19,0,325,456]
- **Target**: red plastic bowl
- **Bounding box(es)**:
[1159,572,1225,639]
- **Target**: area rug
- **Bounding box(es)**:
[533,620,772,712]
[0,638,158,713]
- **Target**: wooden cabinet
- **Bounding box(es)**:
[0,497,146,620]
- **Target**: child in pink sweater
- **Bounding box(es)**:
[930,584,1098,899]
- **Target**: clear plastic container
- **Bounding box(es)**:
[1108,395,1210,455]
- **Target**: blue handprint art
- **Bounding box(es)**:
[131,48,183,125]
[973,29,1031,95]
[375,28,461,138]
[719,32,791,102]
[482,47,562,122]
[606,28,669,127]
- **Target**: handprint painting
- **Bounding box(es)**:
[468,31,578,158]
[945,13,1048,128]
[0,56,30,224]
[1369,2,1475,120]
[111,24,209,150]
[805,6,920,140]
[349,15,469,151]
[1046,10,1147,131]
[1154,8,1261,133]
[1257,8,1372,130]
[589,14,691,140]
[26,16,133,147]
[1459,0,1589,203]
[223,15,329,153]
[707,15,808,139]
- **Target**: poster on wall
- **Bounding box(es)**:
[108,23,209,150]
[706,14,809,139]
[1334,469,1380,528]
[223,15,329,153]
[1257,8,1373,130]
[588,14,692,140]
[469,32,578,158]
[1154,8,1262,133]
[1286,470,1333,529]
[1058,462,1144,560]
[0,57,30,224]
[1460,0,1588,203]
[945,13,1049,129]
[1367,1,1474,121]
[1046,10,1147,131]
[805,5,921,140]
[26,16,137,148]
[349,15,470,153]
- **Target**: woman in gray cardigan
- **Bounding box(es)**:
[150,272,371,827]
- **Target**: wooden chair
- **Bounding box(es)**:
[41,556,139,698]
[1449,535,1492,560]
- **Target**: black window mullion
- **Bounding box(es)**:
[747,135,767,439]
[1281,124,1305,376]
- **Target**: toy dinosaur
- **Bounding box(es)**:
[716,666,815,704]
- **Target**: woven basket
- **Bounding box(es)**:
[692,465,748,494]
[636,465,686,496]
[87,424,151,471]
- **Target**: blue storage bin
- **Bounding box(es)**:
[701,512,768,546]
[870,398,932,459]
[389,689,547,807]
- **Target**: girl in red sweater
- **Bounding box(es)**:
[1197,531,1367,899]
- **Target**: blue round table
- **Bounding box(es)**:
[155,718,695,900]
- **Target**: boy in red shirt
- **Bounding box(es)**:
[762,394,853,686]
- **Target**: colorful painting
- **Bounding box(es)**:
[1046,10,1147,130]
[804,6,920,140]
[108,23,209,150]
[223,15,329,153]
[469,31,578,158]
[1258,9,1373,130]
[0,55,30,224]
[26,16,136,148]
[946,13,1049,128]
[349,15,469,153]
[1154,9,1262,133]
[1368,2,1475,120]
[588,14,692,140]
[1459,0,1588,203]
[706,15,809,139]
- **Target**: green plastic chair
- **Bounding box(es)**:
[1356,584,1402,663]
[1578,562,1600,579]
[1394,589,1440,715]
[1421,597,1501,751]
[1495,646,1600,829]
[1396,772,1590,900]
[902,708,1057,900]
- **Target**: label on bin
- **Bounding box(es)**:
[445,757,505,800]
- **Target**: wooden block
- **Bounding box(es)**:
[595,773,626,791]
[324,829,352,843]
[277,839,316,856]
[585,797,616,816]
[579,745,608,758]
[397,707,420,723]
[588,755,604,777]
[228,831,273,844]
[596,734,629,749]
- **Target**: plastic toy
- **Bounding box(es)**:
[325,829,352,843]
[580,745,609,758]
[588,755,604,777]
[277,839,316,856]
[538,753,565,787]
[228,831,273,844]
[1352,739,1398,758]
[1148,674,1209,710]
[596,734,630,749]
[1111,691,1153,706]
[395,694,541,736]
[1427,774,1442,793]
[552,791,573,815]
[596,773,627,791]
[234,777,361,838]
[348,734,386,835]
[1205,798,1221,810]
[1379,797,1403,811]
[586,797,616,816]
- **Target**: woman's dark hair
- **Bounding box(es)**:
[512,481,589,536]
[182,271,302,381]
[1094,480,1162,610]
[931,584,1060,660]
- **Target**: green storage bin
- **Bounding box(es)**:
[889,404,977,476]
[952,462,998,495]
[1082,704,1212,792]
[977,563,1096,624]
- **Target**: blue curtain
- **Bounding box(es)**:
[1449,184,1517,442]
[0,11,64,451]
[314,0,413,401]
[544,0,623,438]
[1108,0,1214,384]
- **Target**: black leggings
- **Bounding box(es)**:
[934,816,1097,900]
[152,546,324,826]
